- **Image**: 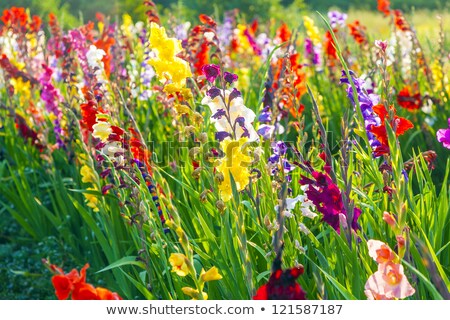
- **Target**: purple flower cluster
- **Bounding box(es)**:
[304,38,322,68]
[217,12,234,50]
[39,64,64,147]
[257,72,284,140]
[268,142,295,179]
[340,70,381,155]
[300,170,360,233]
[328,11,348,29]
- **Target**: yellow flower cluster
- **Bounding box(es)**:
[431,60,449,95]
[148,22,192,93]
[79,155,99,212]
[216,137,252,202]
[10,77,31,107]
[84,188,100,212]
[303,16,321,46]
[92,120,112,142]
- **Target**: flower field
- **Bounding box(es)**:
[0,0,449,300]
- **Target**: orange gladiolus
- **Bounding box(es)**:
[377,0,391,17]
[50,263,122,300]
[369,104,414,156]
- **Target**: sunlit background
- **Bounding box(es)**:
[1,0,448,25]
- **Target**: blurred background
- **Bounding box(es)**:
[1,0,449,27]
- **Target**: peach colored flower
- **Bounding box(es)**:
[364,261,415,300]
[367,240,398,264]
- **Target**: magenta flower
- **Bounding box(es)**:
[300,170,361,233]
[436,118,450,149]
[202,64,221,83]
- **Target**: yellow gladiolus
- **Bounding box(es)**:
[182,287,208,300]
[216,137,252,202]
[169,253,190,277]
[200,266,223,282]
[148,22,192,92]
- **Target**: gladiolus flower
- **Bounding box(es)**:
[397,86,421,111]
[169,253,190,277]
[367,240,398,264]
[80,165,96,184]
[365,262,415,300]
[369,104,414,156]
[202,64,221,83]
[148,22,192,92]
[382,211,396,228]
[50,263,121,300]
[84,188,99,212]
[92,120,112,142]
[202,89,258,142]
[436,119,450,149]
[216,137,253,202]
[200,267,223,282]
[182,287,208,300]
[253,264,306,300]
[377,0,391,16]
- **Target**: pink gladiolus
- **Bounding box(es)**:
[367,240,397,264]
[365,240,415,300]
[365,262,415,300]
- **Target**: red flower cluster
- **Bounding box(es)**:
[275,23,291,43]
[393,10,409,31]
[348,20,367,45]
[1,7,28,27]
[50,263,122,300]
[129,127,152,171]
[253,251,306,300]
[1,6,41,33]
[324,30,338,61]
[377,0,391,17]
[369,104,414,156]
[397,86,421,111]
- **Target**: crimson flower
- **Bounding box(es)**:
[253,250,306,300]
[397,86,421,111]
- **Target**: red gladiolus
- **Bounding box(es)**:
[275,23,291,43]
[30,15,41,32]
[253,249,306,300]
[369,104,414,156]
[377,0,391,17]
[348,20,367,45]
[80,100,99,132]
[393,10,409,31]
[397,86,421,111]
[50,263,122,300]
[199,14,217,27]
[324,30,337,60]
[1,7,28,28]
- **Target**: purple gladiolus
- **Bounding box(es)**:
[437,119,450,149]
[340,70,382,155]
[202,64,221,83]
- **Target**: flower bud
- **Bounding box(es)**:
[198,132,208,144]
[200,190,211,203]
[189,147,200,159]
[214,172,224,183]
[192,167,203,179]
[184,125,195,135]
[192,112,204,124]
[383,211,396,227]
[215,200,226,212]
